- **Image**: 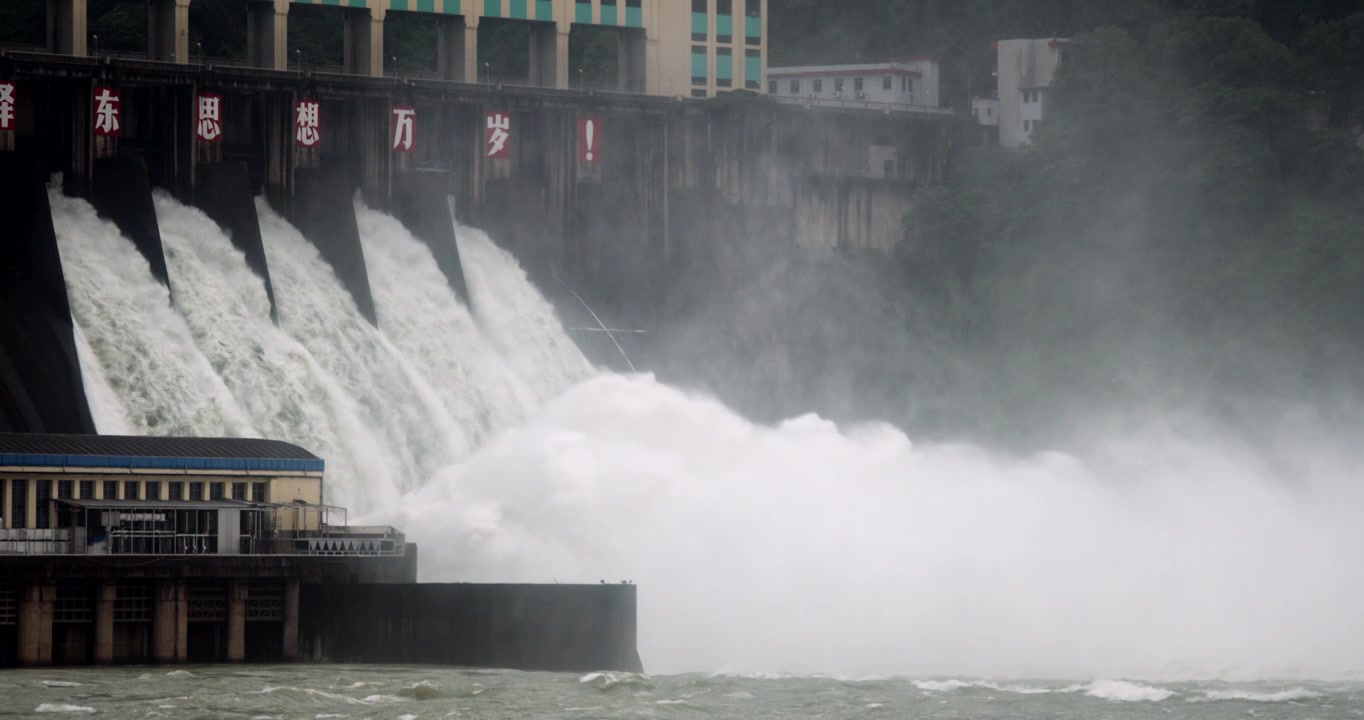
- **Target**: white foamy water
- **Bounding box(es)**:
[355,198,535,447]
[381,372,1364,680]
[71,323,131,435]
[256,198,463,495]
[50,190,255,437]
[454,223,593,404]
[156,193,399,512]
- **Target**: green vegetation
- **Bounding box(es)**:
[898,1,1364,423]
[660,1,1364,443]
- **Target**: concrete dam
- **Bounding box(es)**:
[0,38,973,671]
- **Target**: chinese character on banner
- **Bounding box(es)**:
[295,99,321,148]
[0,82,15,131]
[196,93,222,143]
[485,112,511,159]
[391,105,415,153]
[94,86,120,137]
[578,116,600,164]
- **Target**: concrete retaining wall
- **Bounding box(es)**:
[298,583,643,673]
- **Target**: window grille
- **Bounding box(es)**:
[114,584,153,623]
[54,585,93,623]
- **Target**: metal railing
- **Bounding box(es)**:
[772,94,962,116]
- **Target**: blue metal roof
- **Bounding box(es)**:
[0,433,324,473]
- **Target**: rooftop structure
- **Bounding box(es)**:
[766,59,943,113]
[975,38,1074,147]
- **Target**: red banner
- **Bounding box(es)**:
[392,105,415,152]
[0,82,14,131]
[485,111,511,159]
[295,99,320,148]
[196,93,222,143]
[578,116,600,164]
[93,86,120,137]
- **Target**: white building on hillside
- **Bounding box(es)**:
[977,38,1075,148]
[766,58,942,112]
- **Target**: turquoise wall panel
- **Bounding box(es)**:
[691,11,706,35]
[626,6,642,26]
[745,16,761,37]
[509,0,527,17]
[716,14,733,37]
[601,3,618,25]
[716,53,732,79]
[536,0,552,19]
[691,51,706,79]
[575,1,592,23]
[484,0,502,17]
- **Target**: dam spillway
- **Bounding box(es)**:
[46,171,589,515]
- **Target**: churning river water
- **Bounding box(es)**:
[39,181,1364,713]
[0,665,1358,719]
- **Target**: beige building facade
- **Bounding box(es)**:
[44,0,767,96]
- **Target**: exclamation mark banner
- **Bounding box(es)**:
[578,116,601,164]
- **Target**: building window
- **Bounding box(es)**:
[10,479,26,529]
[145,481,160,501]
[834,78,844,93]
[813,78,822,93]
[716,46,732,87]
[716,0,730,13]
[692,0,707,41]
[692,45,707,85]
[79,480,93,499]
[251,482,267,502]
[124,481,139,500]
[35,480,51,529]
[57,480,73,500]
[169,482,183,501]
[745,48,761,89]
[854,77,864,92]
[210,482,224,501]
[103,480,118,500]
[883,76,892,91]
[692,89,708,97]
[189,483,203,501]
[768,80,776,94]
[716,0,732,43]
[746,0,760,16]
[789,79,800,93]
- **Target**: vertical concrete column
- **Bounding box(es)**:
[17,583,54,666]
[45,0,88,57]
[343,6,386,78]
[152,581,186,663]
[226,581,246,662]
[281,580,300,660]
[529,20,570,89]
[148,0,192,64]
[94,582,115,664]
[247,0,290,71]
[436,15,480,83]
[619,29,648,92]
